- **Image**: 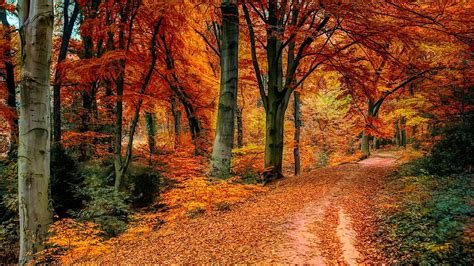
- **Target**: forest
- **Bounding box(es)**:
[0,0,473,264]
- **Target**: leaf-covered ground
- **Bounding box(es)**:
[73,151,404,264]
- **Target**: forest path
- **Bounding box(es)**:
[89,152,398,264]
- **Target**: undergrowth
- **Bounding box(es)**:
[377,119,473,264]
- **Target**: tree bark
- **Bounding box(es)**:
[400,116,407,147]
[361,100,375,157]
[145,112,156,155]
[113,62,125,191]
[394,120,401,146]
[264,98,287,179]
[170,97,182,147]
[293,92,301,175]
[236,106,243,148]
[210,0,239,178]
[17,0,54,263]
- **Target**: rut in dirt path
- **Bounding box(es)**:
[278,154,398,265]
[83,154,397,264]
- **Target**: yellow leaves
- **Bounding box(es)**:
[42,218,107,263]
[162,177,266,222]
[424,242,453,253]
[328,151,363,166]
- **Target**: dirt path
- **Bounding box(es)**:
[85,153,397,264]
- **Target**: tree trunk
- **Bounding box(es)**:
[53,0,79,143]
[400,116,407,147]
[394,120,401,146]
[293,92,301,175]
[236,106,243,148]
[374,136,380,149]
[113,63,125,191]
[263,2,287,181]
[17,0,54,263]
[210,0,239,178]
[264,99,287,180]
[170,98,182,147]
[145,112,156,155]
[361,100,375,157]
[114,15,158,191]
[361,133,370,157]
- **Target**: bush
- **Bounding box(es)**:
[76,175,129,237]
[317,149,331,167]
[0,157,18,263]
[51,144,84,217]
[127,163,161,208]
[425,118,474,175]
[379,166,473,264]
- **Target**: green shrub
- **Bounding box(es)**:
[0,157,18,263]
[379,154,473,264]
[76,175,129,237]
[317,149,331,167]
[127,163,161,208]
[426,118,474,175]
[51,144,84,217]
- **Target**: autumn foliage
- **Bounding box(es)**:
[0,0,473,264]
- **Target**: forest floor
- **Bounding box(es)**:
[82,150,405,264]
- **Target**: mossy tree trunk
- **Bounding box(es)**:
[17,0,54,263]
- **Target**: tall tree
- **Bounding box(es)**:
[53,0,79,143]
[242,0,352,179]
[0,2,17,155]
[113,0,140,191]
[17,0,54,263]
[210,0,239,178]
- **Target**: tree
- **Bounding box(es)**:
[53,0,79,144]
[242,0,355,179]
[0,1,17,155]
[210,0,239,178]
[17,0,54,263]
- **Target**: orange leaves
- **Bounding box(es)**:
[41,219,107,263]
[232,145,265,176]
[62,50,126,85]
[0,2,14,13]
[162,177,266,221]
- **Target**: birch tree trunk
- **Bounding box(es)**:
[210,0,239,178]
[17,0,53,263]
